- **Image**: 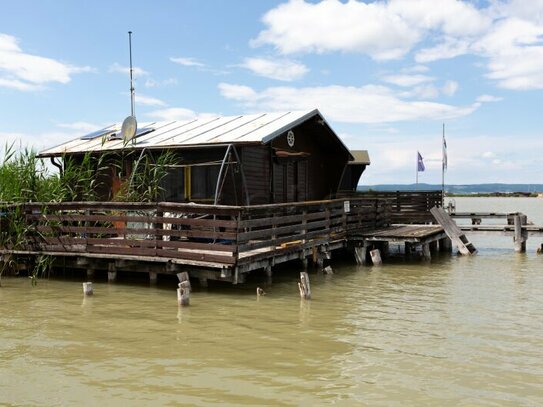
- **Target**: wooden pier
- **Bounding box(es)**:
[0,192,446,284]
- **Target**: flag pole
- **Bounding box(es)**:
[416,151,419,188]
[441,123,445,206]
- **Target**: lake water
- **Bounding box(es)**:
[1,197,542,406]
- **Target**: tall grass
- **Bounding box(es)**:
[0,142,177,284]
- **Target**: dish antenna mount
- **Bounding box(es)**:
[121,115,137,143]
[121,31,137,144]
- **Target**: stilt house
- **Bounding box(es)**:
[38,109,369,205]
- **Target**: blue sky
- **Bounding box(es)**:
[1,0,542,185]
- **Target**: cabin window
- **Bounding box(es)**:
[160,167,185,202]
[190,165,220,201]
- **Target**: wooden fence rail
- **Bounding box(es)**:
[0,193,443,268]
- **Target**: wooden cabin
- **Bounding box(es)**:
[38,109,368,206]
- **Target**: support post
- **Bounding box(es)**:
[177,281,190,306]
[86,268,94,280]
[370,249,382,265]
[265,265,272,285]
[107,264,117,282]
[82,282,93,296]
[354,245,367,265]
[514,215,527,253]
[149,271,157,284]
[439,237,452,252]
[422,243,431,260]
[199,277,208,288]
[298,272,311,300]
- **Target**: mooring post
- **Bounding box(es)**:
[149,271,157,284]
[422,243,431,260]
[439,237,452,252]
[82,282,93,296]
[370,249,382,265]
[265,264,272,284]
[298,271,311,300]
[177,281,190,306]
[514,215,527,253]
[354,244,367,265]
[107,263,117,282]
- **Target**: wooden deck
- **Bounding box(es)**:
[0,192,448,283]
[354,224,446,244]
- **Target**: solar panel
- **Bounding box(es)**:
[111,126,155,140]
[80,128,116,140]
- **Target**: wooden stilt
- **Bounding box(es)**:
[429,241,438,253]
[354,245,367,265]
[298,272,311,300]
[265,265,272,284]
[370,249,382,265]
[82,282,93,296]
[301,258,308,269]
[422,243,431,260]
[514,215,527,253]
[177,272,191,290]
[86,268,94,280]
[199,277,208,288]
[439,237,452,252]
[149,271,157,284]
[177,281,190,306]
[107,264,117,282]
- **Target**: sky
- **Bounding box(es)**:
[1,0,542,185]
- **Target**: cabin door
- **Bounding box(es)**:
[273,160,307,203]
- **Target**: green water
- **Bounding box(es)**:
[1,198,542,406]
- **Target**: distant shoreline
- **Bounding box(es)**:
[447,192,540,198]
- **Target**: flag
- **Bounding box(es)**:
[417,151,425,172]
[443,136,448,171]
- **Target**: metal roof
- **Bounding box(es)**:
[38,109,351,158]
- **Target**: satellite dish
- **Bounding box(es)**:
[121,115,137,142]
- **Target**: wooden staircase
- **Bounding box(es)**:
[430,206,477,255]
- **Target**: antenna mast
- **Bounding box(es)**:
[128,31,135,117]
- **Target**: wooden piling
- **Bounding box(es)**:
[86,268,94,280]
[422,243,431,260]
[177,281,190,306]
[82,282,93,296]
[298,272,311,300]
[513,215,527,253]
[370,249,382,265]
[323,265,334,275]
[149,271,157,284]
[354,245,367,265]
[107,264,117,282]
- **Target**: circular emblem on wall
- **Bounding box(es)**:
[287,130,295,147]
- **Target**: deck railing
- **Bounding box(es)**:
[339,190,442,223]
[0,197,391,267]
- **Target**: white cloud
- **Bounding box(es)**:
[170,57,206,67]
[476,94,503,102]
[442,80,458,96]
[381,74,434,87]
[482,151,496,158]
[415,39,471,63]
[144,77,178,88]
[218,82,479,124]
[135,94,167,107]
[0,33,91,91]
[253,1,543,91]
[109,62,148,77]
[252,0,420,60]
[240,57,308,81]
[56,122,103,133]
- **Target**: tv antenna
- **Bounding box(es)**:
[122,30,137,144]
[128,31,136,117]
